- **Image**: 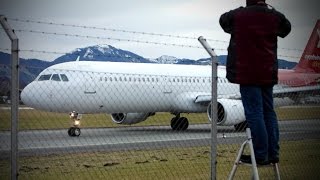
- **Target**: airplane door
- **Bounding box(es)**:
[84,72,96,94]
[163,76,172,94]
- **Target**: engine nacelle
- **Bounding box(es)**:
[111,112,154,125]
[207,99,245,126]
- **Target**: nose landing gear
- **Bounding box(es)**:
[68,111,82,137]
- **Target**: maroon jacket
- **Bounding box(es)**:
[219,3,291,85]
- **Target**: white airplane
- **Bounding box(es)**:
[21,20,320,136]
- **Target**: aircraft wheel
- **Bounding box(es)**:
[74,128,81,137]
[171,117,189,131]
[68,127,73,136]
[68,127,81,136]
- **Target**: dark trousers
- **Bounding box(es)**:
[240,85,279,161]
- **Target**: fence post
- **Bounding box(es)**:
[198,36,218,180]
[0,15,19,180]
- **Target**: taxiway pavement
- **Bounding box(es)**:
[0,120,319,157]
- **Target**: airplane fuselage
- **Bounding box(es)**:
[21,60,320,116]
[21,61,240,114]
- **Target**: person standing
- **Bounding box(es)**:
[219,0,291,164]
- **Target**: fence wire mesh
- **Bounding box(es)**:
[1,17,320,180]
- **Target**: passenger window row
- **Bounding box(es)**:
[99,75,212,84]
[100,76,159,83]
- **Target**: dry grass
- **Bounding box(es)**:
[0,140,319,179]
[0,106,319,131]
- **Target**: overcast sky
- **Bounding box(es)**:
[0,0,319,62]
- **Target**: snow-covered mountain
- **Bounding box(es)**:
[151,55,180,64]
[52,45,215,65]
[53,44,151,64]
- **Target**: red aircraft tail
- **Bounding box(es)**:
[294,20,320,73]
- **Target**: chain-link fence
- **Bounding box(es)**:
[1,16,320,180]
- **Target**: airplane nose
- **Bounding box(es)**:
[21,83,34,107]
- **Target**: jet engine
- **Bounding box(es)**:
[111,112,155,124]
[207,99,245,126]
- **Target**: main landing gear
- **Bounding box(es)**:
[68,111,82,137]
[170,114,189,131]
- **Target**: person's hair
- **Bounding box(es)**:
[246,0,266,6]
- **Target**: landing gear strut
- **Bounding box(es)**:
[170,114,189,131]
[68,111,82,137]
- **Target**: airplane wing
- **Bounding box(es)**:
[194,93,241,104]
[194,94,211,105]
[273,85,320,98]
[194,85,320,104]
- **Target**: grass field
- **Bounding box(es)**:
[0,140,319,179]
[0,106,320,131]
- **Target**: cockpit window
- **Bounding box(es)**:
[38,74,52,81]
[51,74,61,81]
[60,74,69,82]
[37,73,69,82]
